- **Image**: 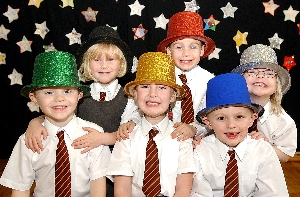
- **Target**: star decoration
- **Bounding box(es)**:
[221,2,238,18]
[81,7,98,22]
[34,21,49,39]
[28,0,44,8]
[131,56,138,73]
[132,24,148,40]
[8,68,23,85]
[16,36,32,53]
[3,5,20,23]
[153,14,169,30]
[283,6,299,22]
[106,24,117,31]
[268,33,284,49]
[65,28,82,45]
[0,25,10,40]
[43,43,57,52]
[233,30,248,53]
[60,0,74,8]
[262,0,279,16]
[184,0,200,12]
[128,0,145,16]
[204,15,220,31]
[283,55,296,72]
[208,47,221,60]
[0,52,6,64]
[27,101,40,112]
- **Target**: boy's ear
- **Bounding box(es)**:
[29,93,39,107]
[201,117,212,129]
[166,47,172,55]
[133,88,138,101]
[78,92,83,100]
[170,89,177,102]
[250,113,258,126]
[200,45,205,57]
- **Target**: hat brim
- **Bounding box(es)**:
[231,62,291,95]
[157,35,215,59]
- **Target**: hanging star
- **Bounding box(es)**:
[132,24,148,40]
[8,68,23,85]
[81,7,98,22]
[28,0,44,8]
[262,0,279,16]
[297,23,300,35]
[131,56,138,73]
[34,21,49,39]
[221,2,238,18]
[60,0,74,8]
[106,24,117,31]
[233,30,248,53]
[43,43,57,52]
[65,28,82,45]
[16,36,32,53]
[153,14,169,30]
[0,52,6,65]
[283,55,296,72]
[283,6,299,22]
[128,0,145,16]
[184,0,200,12]
[208,47,221,60]
[27,101,40,112]
[204,15,220,31]
[268,33,284,49]
[0,25,10,40]
[3,5,20,23]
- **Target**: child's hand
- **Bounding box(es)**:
[116,121,136,141]
[248,131,269,141]
[171,122,197,141]
[192,135,204,148]
[72,127,102,154]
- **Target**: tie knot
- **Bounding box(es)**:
[179,74,187,84]
[100,92,106,101]
[228,150,235,159]
[57,131,64,139]
[149,129,159,138]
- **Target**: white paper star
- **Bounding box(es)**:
[8,68,23,85]
[106,24,117,31]
[131,56,138,73]
[283,6,299,22]
[34,21,50,39]
[43,43,57,52]
[65,28,82,45]
[16,36,32,53]
[208,47,222,60]
[184,0,200,12]
[3,5,20,23]
[60,0,74,8]
[268,33,284,49]
[0,25,10,40]
[0,52,6,65]
[153,14,169,30]
[27,101,40,112]
[262,0,279,16]
[220,2,238,18]
[128,0,145,16]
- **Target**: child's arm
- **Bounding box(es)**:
[248,131,269,141]
[90,177,106,197]
[11,189,30,197]
[171,122,197,141]
[174,172,193,197]
[114,175,132,197]
[273,146,290,162]
[25,115,47,153]
[116,121,136,141]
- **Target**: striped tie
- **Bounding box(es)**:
[179,74,194,124]
[55,131,71,197]
[142,129,161,197]
[100,92,106,101]
[224,150,239,197]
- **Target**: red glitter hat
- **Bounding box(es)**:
[157,11,215,59]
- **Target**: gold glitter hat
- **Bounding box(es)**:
[232,44,291,95]
[157,11,215,58]
[124,52,185,99]
[20,51,90,98]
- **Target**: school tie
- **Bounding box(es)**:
[179,74,194,124]
[99,91,106,101]
[224,150,239,197]
[55,131,71,197]
[142,129,161,197]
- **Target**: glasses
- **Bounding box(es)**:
[243,68,277,78]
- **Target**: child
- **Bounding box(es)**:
[0,51,111,197]
[232,44,297,162]
[106,52,196,197]
[191,73,288,196]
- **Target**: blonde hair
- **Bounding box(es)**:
[270,76,283,115]
[78,43,127,82]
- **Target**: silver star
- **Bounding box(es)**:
[184,0,200,12]
[65,28,82,45]
[153,13,169,30]
[34,21,50,39]
[268,33,284,49]
[128,0,145,16]
[220,2,238,18]
[8,68,23,85]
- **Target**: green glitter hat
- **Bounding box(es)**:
[20,51,90,98]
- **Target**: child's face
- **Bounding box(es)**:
[166,38,204,72]
[90,49,121,86]
[202,106,258,147]
[133,84,176,124]
[243,68,277,98]
[29,87,83,127]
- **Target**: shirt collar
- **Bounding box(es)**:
[141,116,169,136]
[175,66,198,84]
[90,79,119,100]
[259,101,271,123]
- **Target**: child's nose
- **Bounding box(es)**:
[182,48,190,57]
[149,87,158,97]
[54,93,66,102]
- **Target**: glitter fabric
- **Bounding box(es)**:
[20,51,90,98]
[124,52,185,99]
[157,11,215,59]
[232,44,291,95]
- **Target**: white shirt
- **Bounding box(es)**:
[0,116,111,197]
[258,101,297,157]
[107,116,196,197]
[191,135,289,197]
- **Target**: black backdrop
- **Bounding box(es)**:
[0,0,299,158]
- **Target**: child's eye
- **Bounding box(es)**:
[158,85,167,90]
[217,117,225,120]
[190,45,198,49]
[236,115,244,119]
[45,91,54,95]
[140,85,149,88]
[64,89,72,94]
[108,57,115,61]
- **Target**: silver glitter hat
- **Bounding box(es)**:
[231,44,291,95]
